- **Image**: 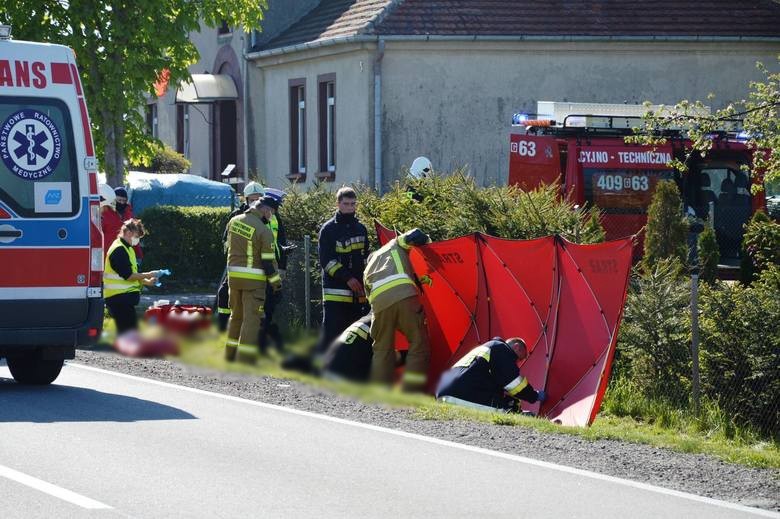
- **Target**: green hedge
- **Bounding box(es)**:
[138,206,231,284]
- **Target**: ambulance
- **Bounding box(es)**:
[0,26,104,384]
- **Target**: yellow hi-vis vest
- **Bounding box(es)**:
[104,238,141,299]
[363,236,418,313]
[269,214,280,260]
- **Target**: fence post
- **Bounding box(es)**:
[304,235,311,330]
[690,271,701,414]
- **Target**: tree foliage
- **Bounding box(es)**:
[740,210,780,283]
[0,1,266,186]
[628,57,780,190]
[697,224,720,284]
[643,180,688,271]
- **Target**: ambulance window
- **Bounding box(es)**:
[584,169,673,214]
[0,97,79,217]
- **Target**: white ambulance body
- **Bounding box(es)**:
[0,27,104,384]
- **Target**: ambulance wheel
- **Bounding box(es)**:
[7,353,64,385]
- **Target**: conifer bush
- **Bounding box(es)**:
[697,225,720,284]
[642,180,688,271]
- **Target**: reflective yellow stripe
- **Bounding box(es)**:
[391,249,405,273]
[237,344,257,355]
[397,235,411,250]
[367,278,416,303]
[247,239,253,269]
[505,376,529,396]
[335,244,365,253]
[403,371,426,383]
[217,307,232,315]
[228,271,267,281]
[268,274,281,284]
[326,260,343,276]
[225,339,239,347]
[324,294,354,303]
[454,345,491,368]
[261,252,275,260]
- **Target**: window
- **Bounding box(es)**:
[145,103,158,139]
[0,97,79,217]
[318,74,336,178]
[289,79,306,178]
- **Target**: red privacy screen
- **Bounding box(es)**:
[376,222,632,427]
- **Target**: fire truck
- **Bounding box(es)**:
[509,102,765,266]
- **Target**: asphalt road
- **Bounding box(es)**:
[1,362,777,519]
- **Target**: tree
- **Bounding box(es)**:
[1,1,265,187]
[629,57,780,190]
[643,180,688,271]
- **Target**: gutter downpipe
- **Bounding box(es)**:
[374,38,385,193]
[242,31,251,183]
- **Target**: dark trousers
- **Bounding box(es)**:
[106,293,140,335]
[216,269,230,331]
[259,284,283,353]
[315,301,367,355]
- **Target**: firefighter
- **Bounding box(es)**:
[224,197,281,364]
[315,187,370,357]
[259,193,288,354]
[321,314,374,382]
[216,181,265,331]
[436,337,546,413]
[364,228,431,390]
[405,156,432,202]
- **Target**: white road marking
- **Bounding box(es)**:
[0,464,112,510]
[70,362,779,518]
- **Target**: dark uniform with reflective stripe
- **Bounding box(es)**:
[316,211,369,354]
[259,213,288,353]
[436,338,542,410]
[321,314,373,382]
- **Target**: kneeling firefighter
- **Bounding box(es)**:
[436,337,546,413]
[224,197,281,363]
[364,228,431,391]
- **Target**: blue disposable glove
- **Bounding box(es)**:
[153,269,172,287]
[536,390,547,403]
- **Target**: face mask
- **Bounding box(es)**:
[115,202,127,213]
[130,236,140,246]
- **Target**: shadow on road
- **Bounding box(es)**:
[0,377,197,423]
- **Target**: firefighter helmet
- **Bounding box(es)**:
[409,156,432,179]
[99,183,116,207]
[243,181,265,199]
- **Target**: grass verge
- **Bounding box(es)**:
[91,319,780,469]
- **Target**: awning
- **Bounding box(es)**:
[176,74,238,104]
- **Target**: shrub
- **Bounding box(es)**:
[697,225,720,284]
[133,143,191,174]
[699,266,780,439]
[139,206,231,283]
[614,258,691,405]
[643,180,688,271]
[740,210,780,283]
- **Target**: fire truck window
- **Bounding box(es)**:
[584,169,673,214]
[0,97,79,218]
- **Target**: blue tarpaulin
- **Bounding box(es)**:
[122,171,237,215]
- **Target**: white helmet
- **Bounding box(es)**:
[98,183,115,207]
[243,181,265,198]
[409,156,433,179]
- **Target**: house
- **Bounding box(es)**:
[150,0,780,191]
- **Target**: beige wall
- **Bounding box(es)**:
[151,22,248,178]
[380,40,780,187]
[250,44,375,190]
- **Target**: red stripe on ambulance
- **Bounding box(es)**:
[0,248,89,287]
[51,62,72,84]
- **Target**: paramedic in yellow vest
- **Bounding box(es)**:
[104,219,159,334]
[364,228,431,390]
[225,197,281,363]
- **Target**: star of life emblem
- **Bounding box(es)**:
[0,109,63,180]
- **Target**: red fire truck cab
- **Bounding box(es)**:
[509,107,764,266]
